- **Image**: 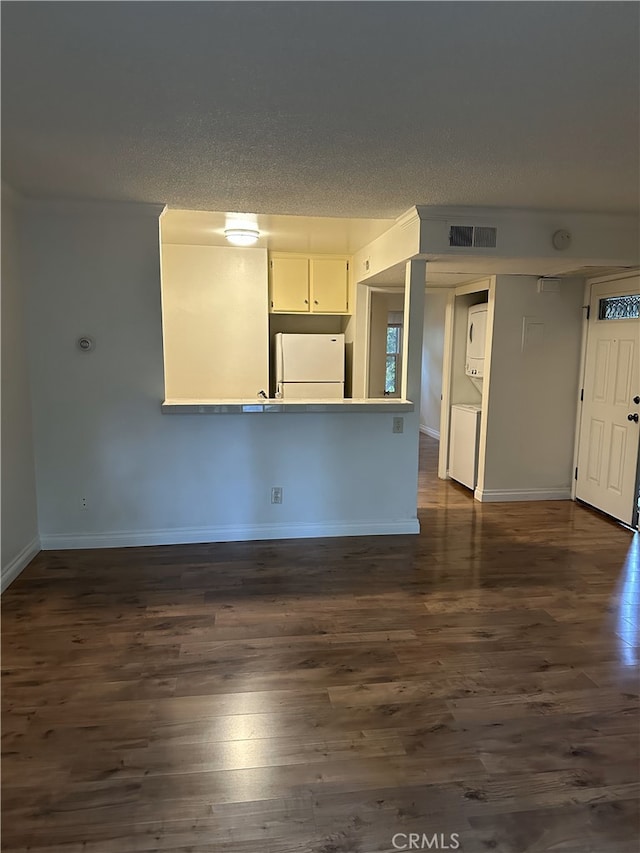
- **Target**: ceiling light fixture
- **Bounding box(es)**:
[224,226,260,246]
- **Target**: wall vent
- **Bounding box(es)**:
[473,226,497,248]
[449,225,497,249]
[449,225,473,247]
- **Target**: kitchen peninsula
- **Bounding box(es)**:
[161,398,414,414]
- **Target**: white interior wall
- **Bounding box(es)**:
[387,294,405,312]
[22,201,424,548]
[1,188,39,590]
[478,274,585,500]
[161,243,269,399]
[401,261,426,505]
[343,313,355,399]
[420,289,448,438]
[352,283,372,398]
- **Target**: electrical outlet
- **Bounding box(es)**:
[271,486,283,505]
[80,496,88,511]
[392,417,404,434]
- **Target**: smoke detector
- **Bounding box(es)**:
[552,229,572,251]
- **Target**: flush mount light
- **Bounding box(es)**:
[224,227,260,246]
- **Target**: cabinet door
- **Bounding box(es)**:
[310,258,349,313]
[270,257,309,312]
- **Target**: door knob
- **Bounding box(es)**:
[634,396,640,405]
[628,413,639,423]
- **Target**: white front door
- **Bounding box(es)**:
[576,277,640,525]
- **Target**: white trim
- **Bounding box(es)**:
[586,268,640,286]
[451,276,493,297]
[438,277,494,483]
[420,424,440,440]
[402,259,426,403]
[40,519,420,551]
[1,537,40,593]
[362,284,373,398]
[571,278,592,500]
[394,205,422,230]
[438,290,455,479]
[474,488,572,503]
[475,278,496,494]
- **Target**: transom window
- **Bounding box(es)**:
[598,294,640,321]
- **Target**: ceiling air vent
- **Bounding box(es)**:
[449,225,473,247]
[449,225,497,249]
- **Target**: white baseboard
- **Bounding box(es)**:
[40,519,421,550]
[419,425,440,440]
[474,487,572,503]
[1,536,41,593]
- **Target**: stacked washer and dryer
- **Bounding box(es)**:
[450,304,487,491]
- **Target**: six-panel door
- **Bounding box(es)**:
[576,277,640,525]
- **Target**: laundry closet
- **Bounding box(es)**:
[447,287,489,491]
[439,274,587,504]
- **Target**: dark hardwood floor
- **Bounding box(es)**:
[2,435,639,852]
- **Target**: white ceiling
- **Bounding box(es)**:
[2,2,638,219]
[161,209,394,254]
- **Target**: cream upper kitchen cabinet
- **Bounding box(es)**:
[310,258,349,313]
[269,253,350,314]
[269,256,310,312]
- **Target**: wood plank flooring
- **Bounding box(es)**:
[2,435,639,852]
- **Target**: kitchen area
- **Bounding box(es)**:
[148,206,427,541]
[159,208,417,416]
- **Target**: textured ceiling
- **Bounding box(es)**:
[2,2,639,218]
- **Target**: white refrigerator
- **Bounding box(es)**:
[275,333,345,399]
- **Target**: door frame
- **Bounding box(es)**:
[365,285,405,398]
[571,268,640,528]
[438,277,494,481]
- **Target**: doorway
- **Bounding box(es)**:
[575,274,640,526]
[438,279,491,485]
[367,289,404,398]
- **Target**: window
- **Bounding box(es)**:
[385,323,402,395]
[598,294,640,321]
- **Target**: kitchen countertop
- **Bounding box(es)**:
[161,399,415,414]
